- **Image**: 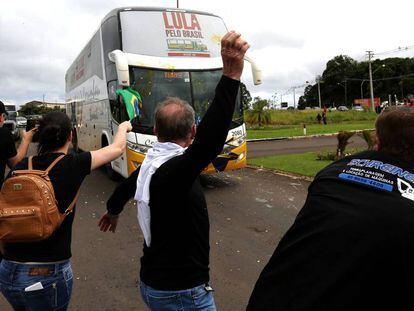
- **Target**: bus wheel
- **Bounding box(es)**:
[71,128,79,153]
[102,137,121,181]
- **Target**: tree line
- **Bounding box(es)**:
[299,55,414,109]
[241,55,414,111]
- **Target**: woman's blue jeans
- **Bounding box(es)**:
[0,259,73,311]
[140,281,216,311]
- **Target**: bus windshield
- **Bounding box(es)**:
[129,68,242,131]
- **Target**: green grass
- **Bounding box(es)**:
[247,121,374,139]
[245,109,377,127]
[248,152,333,177]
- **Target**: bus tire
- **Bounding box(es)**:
[101,136,121,181]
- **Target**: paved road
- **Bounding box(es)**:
[0,166,308,310]
[247,134,368,158]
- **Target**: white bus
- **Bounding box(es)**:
[66,7,261,178]
[2,102,19,140]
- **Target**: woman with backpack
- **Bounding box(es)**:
[0,111,131,310]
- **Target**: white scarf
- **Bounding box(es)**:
[134,142,186,247]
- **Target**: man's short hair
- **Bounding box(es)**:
[154,97,195,142]
[375,106,414,163]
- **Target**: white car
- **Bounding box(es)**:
[353,105,364,111]
[337,106,349,111]
[16,116,27,127]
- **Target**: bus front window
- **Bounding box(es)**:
[191,70,243,127]
[130,68,191,130]
[129,67,243,133]
[191,70,221,124]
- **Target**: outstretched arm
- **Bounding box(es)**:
[99,167,140,232]
[90,121,132,171]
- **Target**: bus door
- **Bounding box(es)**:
[108,79,129,176]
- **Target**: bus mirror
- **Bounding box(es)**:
[108,50,130,86]
[244,56,262,86]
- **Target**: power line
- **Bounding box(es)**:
[373,45,414,58]
[373,72,414,82]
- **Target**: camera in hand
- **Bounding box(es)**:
[26,117,41,142]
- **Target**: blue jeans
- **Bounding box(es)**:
[140,281,216,311]
[0,259,73,311]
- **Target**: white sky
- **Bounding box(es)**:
[1,0,414,107]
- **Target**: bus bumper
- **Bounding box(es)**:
[126,141,247,176]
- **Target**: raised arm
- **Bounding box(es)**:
[90,121,132,171]
[172,32,249,182]
[7,129,36,168]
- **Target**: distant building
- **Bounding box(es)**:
[24,100,66,110]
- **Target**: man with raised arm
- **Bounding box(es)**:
[99,31,249,310]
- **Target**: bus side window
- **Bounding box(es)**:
[108,80,129,123]
[108,80,121,122]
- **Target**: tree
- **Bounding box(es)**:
[249,97,271,127]
[240,82,252,110]
[18,102,64,116]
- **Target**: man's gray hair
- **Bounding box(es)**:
[375,105,414,163]
[154,97,195,142]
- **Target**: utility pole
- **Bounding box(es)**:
[177,0,179,8]
[317,81,322,108]
[344,79,347,106]
[293,87,296,109]
[367,50,375,112]
[316,76,322,108]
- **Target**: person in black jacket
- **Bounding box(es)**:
[0,101,35,263]
[99,31,249,310]
[247,106,414,311]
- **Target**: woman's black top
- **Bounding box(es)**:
[3,152,91,262]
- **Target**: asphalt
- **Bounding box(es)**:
[247,133,368,158]
[0,166,309,311]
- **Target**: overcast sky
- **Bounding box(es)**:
[1,0,414,107]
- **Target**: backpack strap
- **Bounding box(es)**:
[28,156,33,170]
[44,154,66,174]
[63,189,80,216]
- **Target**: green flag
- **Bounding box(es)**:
[116,87,142,120]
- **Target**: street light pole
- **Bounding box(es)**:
[177,0,179,8]
[367,50,375,112]
[337,81,347,106]
[360,80,366,99]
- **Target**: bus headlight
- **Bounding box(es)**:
[127,141,150,154]
[222,135,246,154]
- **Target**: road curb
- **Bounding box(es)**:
[246,128,374,143]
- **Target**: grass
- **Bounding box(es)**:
[244,109,377,127]
[247,121,374,139]
[248,152,333,177]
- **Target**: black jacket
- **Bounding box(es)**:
[107,76,240,290]
[248,150,414,311]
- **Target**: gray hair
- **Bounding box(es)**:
[375,105,414,163]
[154,97,195,142]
